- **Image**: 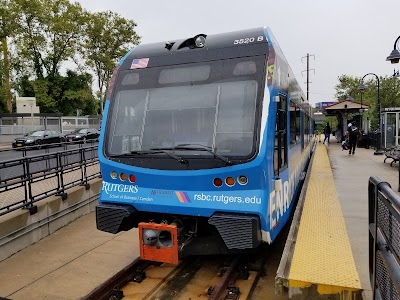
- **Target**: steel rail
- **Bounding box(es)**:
[208,257,240,300]
[82,259,153,300]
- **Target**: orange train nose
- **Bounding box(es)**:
[139,222,179,265]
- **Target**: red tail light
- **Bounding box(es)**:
[129,174,136,183]
[213,178,223,187]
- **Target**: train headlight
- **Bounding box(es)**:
[225,177,235,187]
[142,229,158,246]
[120,173,127,181]
[195,36,206,48]
[213,178,223,187]
[110,171,117,179]
[238,175,248,185]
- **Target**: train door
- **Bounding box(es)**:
[274,94,288,176]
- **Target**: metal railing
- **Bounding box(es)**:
[368,177,400,300]
[0,143,101,216]
[0,115,101,143]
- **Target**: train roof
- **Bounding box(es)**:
[130,28,268,57]
[119,27,310,110]
[120,27,270,70]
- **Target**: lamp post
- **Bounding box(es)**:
[359,90,364,131]
[387,36,400,192]
[358,73,382,155]
[28,99,34,126]
[386,36,400,64]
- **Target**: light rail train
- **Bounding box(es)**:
[96,27,316,264]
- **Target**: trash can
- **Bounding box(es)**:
[358,134,370,149]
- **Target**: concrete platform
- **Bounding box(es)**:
[287,144,362,298]
[326,140,400,300]
[0,213,139,299]
[277,139,400,300]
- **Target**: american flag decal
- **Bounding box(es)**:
[130,58,149,69]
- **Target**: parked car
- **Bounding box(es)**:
[65,128,100,143]
[12,130,66,149]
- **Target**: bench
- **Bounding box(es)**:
[384,146,400,166]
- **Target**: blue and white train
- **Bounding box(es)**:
[96,27,316,264]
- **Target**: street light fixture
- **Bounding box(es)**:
[386,36,400,64]
[28,99,34,126]
[358,73,382,155]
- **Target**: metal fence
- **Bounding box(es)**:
[0,143,101,216]
[368,176,400,300]
[0,115,101,143]
[61,116,101,134]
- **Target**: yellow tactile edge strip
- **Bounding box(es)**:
[288,144,361,292]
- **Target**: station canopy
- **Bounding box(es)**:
[323,100,369,116]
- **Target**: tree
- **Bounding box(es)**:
[0,0,19,112]
[335,75,363,101]
[335,75,400,129]
[16,75,35,97]
[21,71,97,115]
[12,0,85,79]
[57,71,97,116]
[82,11,140,113]
[2,1,140,116]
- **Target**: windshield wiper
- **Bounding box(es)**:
[174,144,233,165]
[110,149,188,165]
[148,148,188,165]
[111,145,232,165]
[108,151,150,158]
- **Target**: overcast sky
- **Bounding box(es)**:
[76,0,399,107]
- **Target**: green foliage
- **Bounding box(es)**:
[1,0,140,116]
[0,50,6,112]
[0,0,19,39]
[17,75,35,97]
[82,10,140,103]
[33,79,57,112]
[0,86,7,113]
[335,75,362,101]
[56,71,97,116]
[12,0,85,79]
[335,75,400,130]
[29,71,97,115]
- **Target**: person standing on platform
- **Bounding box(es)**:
[347,122,360,155]
[323,123,331,144]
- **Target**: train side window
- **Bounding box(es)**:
[121,73,140,85]
[290,101,300,146]
[159,65,210,84]
[304,112,310,146]
[274,95,287,176]
[233,61,257,76]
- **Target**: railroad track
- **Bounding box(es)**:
[83,219,291,300]
[83,253,269,300]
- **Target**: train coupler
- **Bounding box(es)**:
[139,222,179,265]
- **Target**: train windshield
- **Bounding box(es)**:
[106,56,265,160]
